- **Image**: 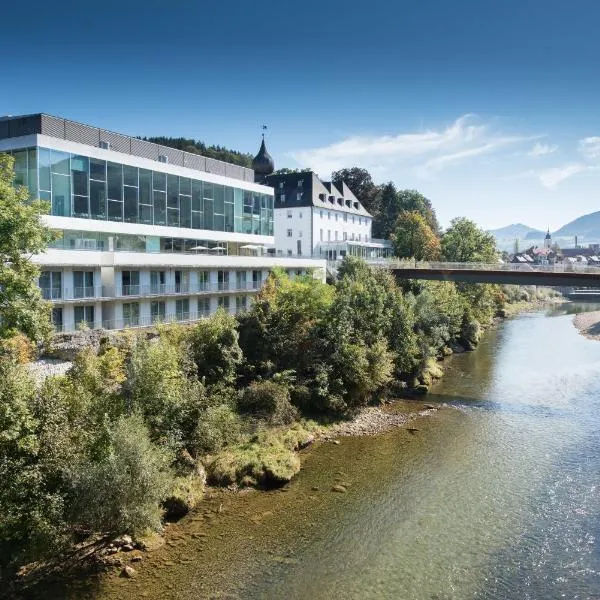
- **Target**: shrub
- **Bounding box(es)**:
[239,381,298,424]
[190,403,242,454]
[0,333,36,364]
[68,414,174,537]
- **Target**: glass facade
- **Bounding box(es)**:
[12,147,274,236]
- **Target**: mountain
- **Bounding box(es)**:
[553,211,600,239]
[489,223,545,240]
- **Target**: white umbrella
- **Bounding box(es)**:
[211,246,226,251]
[190,245,209,251]
[240,244,260,249]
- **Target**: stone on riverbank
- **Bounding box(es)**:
[331,485,347,493]
[121,565,136,578]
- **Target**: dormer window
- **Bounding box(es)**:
[353,201,359,209]
[279,182,284,189]
[280,194,285,203]
[297,192,302,201]
[329,196,335,204]
[337,198,343,206]
[319,193,326,201]
[298,179,304,188]
[345,199,351,207]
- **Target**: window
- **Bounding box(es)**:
[175,270,189,293]
[252,270,262,289]
[328,230,331,241]
[198,297,210,316]
[198,270,209,291]
[335,213,338,222]
[287,249,292,256]
[335,231,338,241]
[320,210,324,218]
[218,296,230,310]
[287,210,292,218]
[150,270,166,294]
[296,192,302,201]
[287,229,293,237]
[51,307,63,331]
[280,194,286,203]
[299,231,303,237]
[299,211,302,218]
[320,229,324,241]
[176,298,190,321]
[343,232,348,241]
[236,271,247,290]
[236,296,247,313]
[121,271,140,296]
[73,271,94,298]
[39,270,62,299]
[279,182,284,189]
[343,214,348,222]
[151,301,166,322]
[123,302,140,327]
[298,179,303,188]
[352,216,355,224]
[358,233,362,241]
[218,270,230,291]
[74,305,94,329]
[328,211,331,220]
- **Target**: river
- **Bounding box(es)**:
[74,307,600,599]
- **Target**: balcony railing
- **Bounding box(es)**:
[116,281,261,297]
[41,286,103,300]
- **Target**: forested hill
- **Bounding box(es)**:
[140,136,253,168]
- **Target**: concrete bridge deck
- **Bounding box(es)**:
[330,260,600,287]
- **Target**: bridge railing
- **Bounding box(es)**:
[329,259,600,274]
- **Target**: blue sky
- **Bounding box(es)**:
[3,0,600,231]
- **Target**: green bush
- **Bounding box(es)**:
[190,403,242,454]
[239,381,298,424]
[68,414,174,537]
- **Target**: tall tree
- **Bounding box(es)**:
[441,217,498,263]
[0,154,56,342]
[374,182,399,239]
[331,167,380,215]
[392,211,441,261]
[396,190,440,234]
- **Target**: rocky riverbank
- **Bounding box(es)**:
[573,310,600,341]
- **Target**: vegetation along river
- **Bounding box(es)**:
[84,305,600,599]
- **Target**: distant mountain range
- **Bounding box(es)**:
[488,223,545,241]
[490,211,600,244]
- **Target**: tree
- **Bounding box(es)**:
[331,167,380,215]
[392,211,440,261]
[441,217,498,263]
[374,182,399,239]
[0,154,56,342]
[396,190,440,234]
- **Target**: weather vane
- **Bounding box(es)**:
[262,124,267,139]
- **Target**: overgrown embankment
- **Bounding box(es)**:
[0,259,542,591]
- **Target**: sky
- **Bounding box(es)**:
[2,0,600,231]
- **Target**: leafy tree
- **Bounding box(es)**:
[396,190,440,234]
[189,309,243,387]
[374,182,399,239]
[392,211,441,260]
[0,154,56,342]
[441,217,498,263]
[273,168,312,175]
[331,167,380,215]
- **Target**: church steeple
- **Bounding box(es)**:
[544,228,552,249]
[252,127,274,183]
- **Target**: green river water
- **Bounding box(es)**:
[55,307,600,599]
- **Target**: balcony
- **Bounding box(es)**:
[116,281,261,298]
[41,286,103,301]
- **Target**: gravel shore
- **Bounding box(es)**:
[324,404,439,438]
[573,310,600,341]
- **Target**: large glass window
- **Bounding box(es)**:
[39,271,62,299]
[73,271,94,298]
[123,302,140,327]
[151,300,166,322]
[121,271,140,296]
[74,305,95,329]
[30,147,274,234]
[176,298,189,320]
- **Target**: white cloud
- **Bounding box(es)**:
[538,164,596,189]
[527,142,558,157]
[289,114,537,178]
[578,136,600,160]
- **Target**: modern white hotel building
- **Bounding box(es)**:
[0,114,325,332]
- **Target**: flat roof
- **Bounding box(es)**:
[0,113,255,184]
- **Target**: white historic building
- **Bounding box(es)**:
[0,114,325,332]
[266,171,392,260]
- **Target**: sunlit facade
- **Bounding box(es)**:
[1,114,324,332]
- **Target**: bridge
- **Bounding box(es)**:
[331,260,600,287]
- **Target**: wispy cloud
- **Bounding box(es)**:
[527,142,558,157]
[578,136,600,160]
[538,163,597,189]
[289,114,537,178]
